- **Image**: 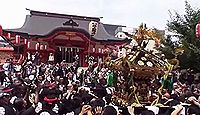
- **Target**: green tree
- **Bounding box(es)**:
[163,1,200,72]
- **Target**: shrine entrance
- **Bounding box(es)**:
[54,46,81,64]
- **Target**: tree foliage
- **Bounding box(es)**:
[163,1,200,72]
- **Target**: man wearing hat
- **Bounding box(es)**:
[2,59,14,83]
[0,69,6,86]
[0,88,17,115]
[35,82,62,114]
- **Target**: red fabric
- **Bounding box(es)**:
[3,88,14,93]
[44,96,58,104]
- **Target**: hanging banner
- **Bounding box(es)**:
[89,21,98,36]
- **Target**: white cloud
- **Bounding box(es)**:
[0,0,200,29]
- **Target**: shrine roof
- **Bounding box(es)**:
[4,10,128,42]
[103,24,125,36]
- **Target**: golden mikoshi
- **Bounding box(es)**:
[105,23,183,107]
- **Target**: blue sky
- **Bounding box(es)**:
[0,0,200,30]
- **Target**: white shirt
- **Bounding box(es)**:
[49,55,54,61]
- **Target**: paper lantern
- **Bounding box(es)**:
[24,39,28,44]
[196,23,200,38]
[45,45,47,50]
[15,35,20,44]
[27,41,30,48]
[40,45,44,50]
[93,48,95,52]
[98,48,101,53]
[89,21,98,36]
[35,43,39,50]
[7,33,11,39]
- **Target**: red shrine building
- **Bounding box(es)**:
[0,10,130,66]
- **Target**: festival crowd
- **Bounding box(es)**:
[0,54,200,115]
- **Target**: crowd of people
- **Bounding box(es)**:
[0,54,200,115]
